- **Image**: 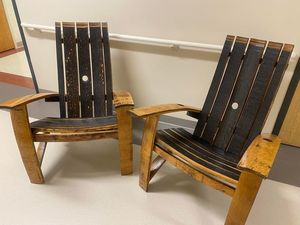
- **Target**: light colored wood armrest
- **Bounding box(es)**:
[0,93,58,109]
[238,134,281,178]
[130,103,201,117]
[113,91,134,108]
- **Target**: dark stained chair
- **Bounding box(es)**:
[131,36,293,225]
[0,22,134,184]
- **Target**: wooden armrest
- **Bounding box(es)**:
[130,103,201,117]
[238,134,281,178]
[0,93,58,109]
[113,91,134,108]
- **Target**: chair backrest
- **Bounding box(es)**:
[55,22,113,118]
[193,35,293,156]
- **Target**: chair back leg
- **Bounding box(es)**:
[10,105,44,184]
[225,171,263,225]
[116,106,134,175]
[139,116,159,191]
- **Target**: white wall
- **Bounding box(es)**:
[2,0,22,46]
[15,0,300,132]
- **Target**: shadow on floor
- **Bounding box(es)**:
[269,144,300,187]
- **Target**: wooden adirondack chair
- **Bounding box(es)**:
[131,36,293,225]
[0,22,134,184]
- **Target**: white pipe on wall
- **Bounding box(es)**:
[20,22,224,52]
[21,22,298,59]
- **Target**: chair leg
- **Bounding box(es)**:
[36,142,47,165]
[225,171,263,225]
[139,116,159,191]
[10,105,44,184]
[116,106,134,175]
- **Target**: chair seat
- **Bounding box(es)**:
[155,128,241,183]
[31,116,118,133]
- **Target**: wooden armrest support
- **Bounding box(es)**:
[45,94,60,102]
[0,93,57,109]
[113,91,134,108]
[130,103,201,117]
[186,110,201,119]
[238,134,281,178]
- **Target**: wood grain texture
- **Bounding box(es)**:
[77,23,93,117]
[139,116,159,191]
[0,0,14,52]
[156,134,238,185]
[227,42,282,153]
[4,21,135,184]
[102,23,113,115]
[10,105,44,184]
[36,142,47,165]
[225,171,262,225]
[201,37,249,144]
[244,44,294,150]
[116,105,134,175]
[194,35,234,137]
[238,134,281,178]
[214,39,267,150]
[113,91,134,108]
[90,22,106,117]
[32,124,118,134]
[279,82,300,146]
[133,35,293,225]
[130,104,200,117]
[0,93,57,109]
[33,130,118,142]
[45,94,111,102]
[55,22,66,118]
[31,116,118,133]
[154,146,235,196]
[156,128,241,181]
[62,22,80,118]
[274,57,300,136]
[149,155,166,181]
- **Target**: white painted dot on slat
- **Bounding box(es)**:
[232,102,239,110]
[82,75,88,82]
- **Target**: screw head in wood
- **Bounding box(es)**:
[232,102,239,110]
[82,75,89,82]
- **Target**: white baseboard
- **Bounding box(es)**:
[15,41,23,48]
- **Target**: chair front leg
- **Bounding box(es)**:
[139,116,159,192]
[10,105,44,184]
[225,171,263,225]
[116,106,134,175]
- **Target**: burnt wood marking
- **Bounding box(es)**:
[227,42,282,154]
[201,37,249,143]
[62,22,80,118]
[243,44,294,152]
[77,23,93,117]
[90,22,106,116]
[214,39,267,150]
[55,22,66,118]
[102,23,113,116]
[194,35,234,137]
